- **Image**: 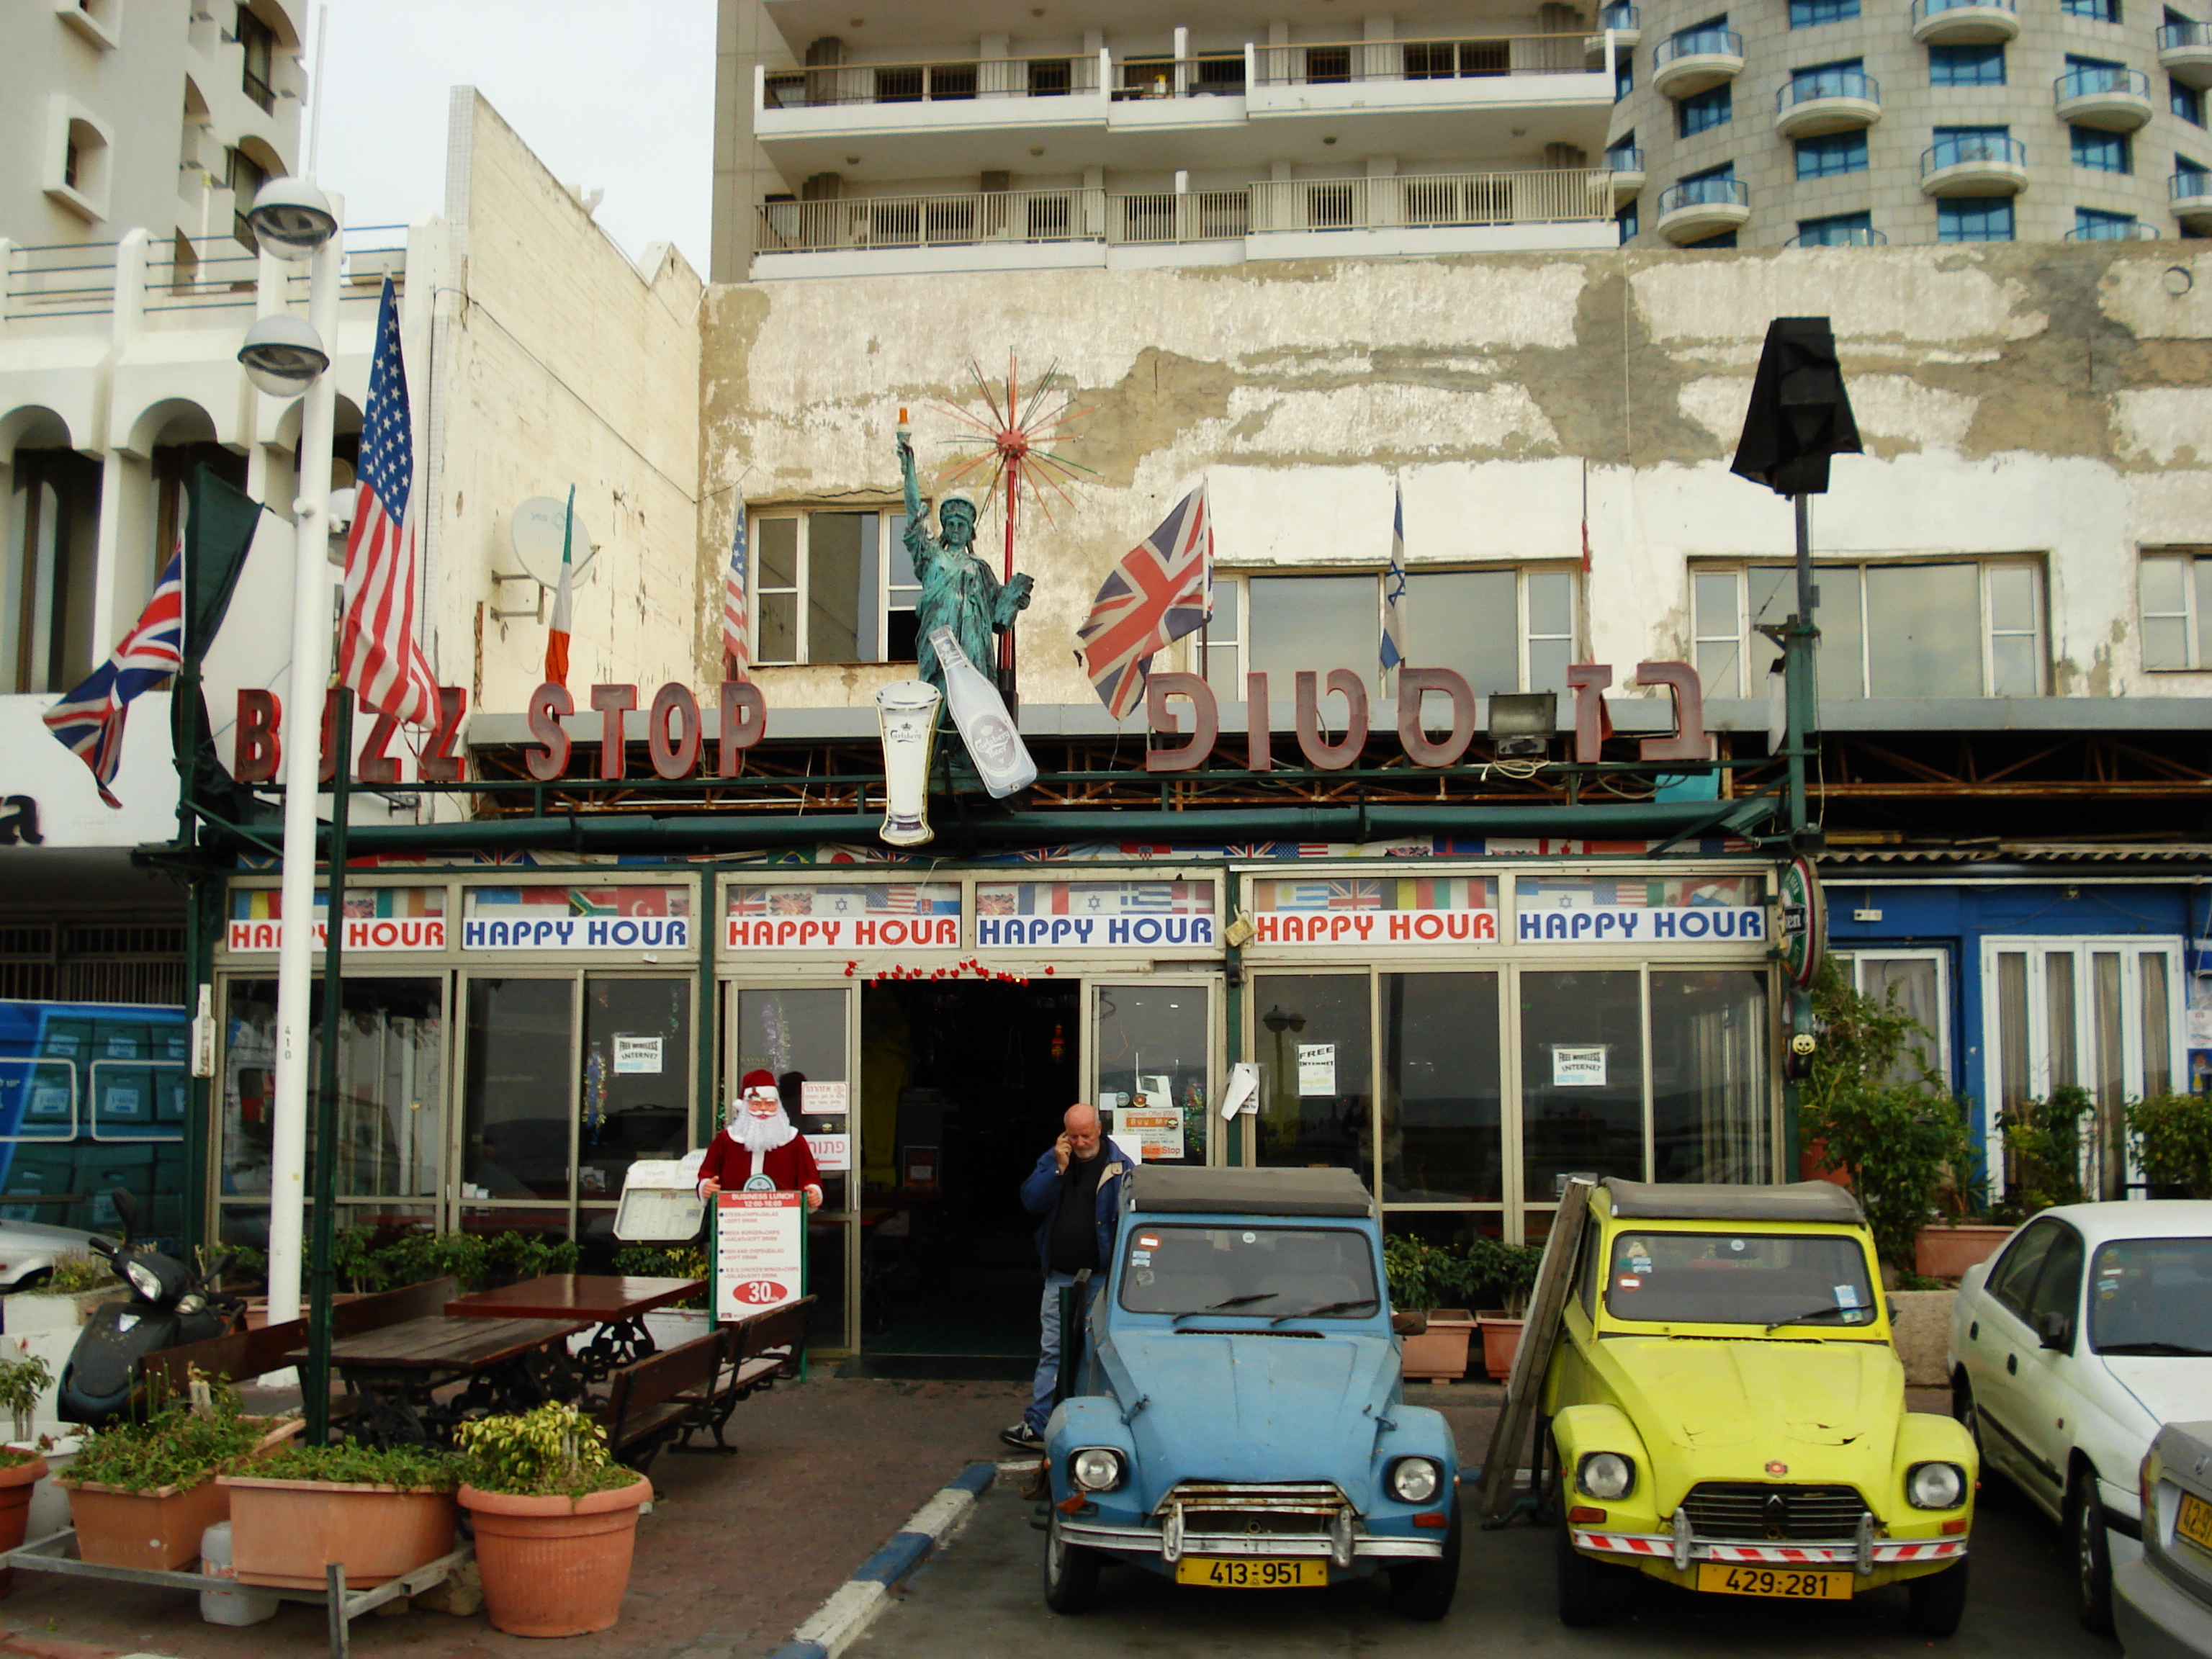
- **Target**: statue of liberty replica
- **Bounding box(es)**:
[897,418,1033,698]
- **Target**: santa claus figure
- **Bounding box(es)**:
[696,1069,824,1210]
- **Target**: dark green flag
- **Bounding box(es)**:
[171,466,269,840]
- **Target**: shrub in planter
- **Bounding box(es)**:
[1384,1236,1476,1380]
[0,1445,48,1591]
[222,1439,459,1590]
[2128,1092,2212,1199]
[336,1226,581,1293]
[0,1352,53,1447]
[1995,1084,2092,1219]
[57,1385,302,1570]
[454,1402,651,1637]
[612,1244,709,1308]
[1463,1239,1545,1382]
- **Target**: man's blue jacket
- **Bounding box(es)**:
[1019,1138,1139,1274]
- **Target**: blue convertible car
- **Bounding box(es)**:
[1041,1164,1462,1619]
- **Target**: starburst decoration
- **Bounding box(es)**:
[928,353,1096,531]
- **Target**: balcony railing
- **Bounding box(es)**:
[2159,20,2212,48]
[1915,0,2018,18]
[1778,68,1879,109]
[2055,64,2152,100]
[1656,176,1749,213]
[1921,132,2027,171]
[1599,5,1641,29]
[1605,145,1645,171]
[763,53,1103,108]
[2066,218,2159,238]
[1789,225,1888,245]
[2171,169,2212,197]
[754,172,1616,256]
[1251,34,1589,84]
[1113,53,1248,98]
[1653,28,1744,65]
[242,68,275,114]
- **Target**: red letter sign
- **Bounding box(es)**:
[525,682,573,781]
[234,689,280,783]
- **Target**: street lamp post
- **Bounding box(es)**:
[237,179,343,1339]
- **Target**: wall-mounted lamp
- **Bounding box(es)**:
[1487,691,1557,758]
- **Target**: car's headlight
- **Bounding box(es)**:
[1907,1462,1966,1510]
[1578,1452,1635,1501]
[1389,1457,1443,1503]
[125,1259,162,1300]
[1071,1448,1125,1492]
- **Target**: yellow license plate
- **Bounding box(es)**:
[1696,1563,1853,1601]
[2178,1492,2212,1556]
[1174,1556,1329,1589]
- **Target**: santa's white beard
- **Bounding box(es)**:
[732,1106,797,1154]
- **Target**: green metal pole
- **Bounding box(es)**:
[1223,870,1244,1166]
[305,689,352,1445]
[1781,492,1820,1182]
[696,869,717,1150]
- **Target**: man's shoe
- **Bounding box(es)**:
[999,1422,1044,1451]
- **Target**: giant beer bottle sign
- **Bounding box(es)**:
[714,1190,805,1321]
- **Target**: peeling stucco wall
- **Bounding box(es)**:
[696,243,2212,712]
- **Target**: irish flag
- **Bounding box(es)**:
[544,485,575,689]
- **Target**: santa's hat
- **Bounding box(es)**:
[740,1069,776,1093]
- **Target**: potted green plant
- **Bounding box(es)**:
[1383,1236,1475,1382]
[0,1350,53,1447]
[0,1353,51,1591]
[55,1383,302,1570]
[1466,1240,1545,1381]
[220,1439,459,1590]
[2128,1090,2212,1198]
[613,1244,710,1348]
[454,1401,652,1636]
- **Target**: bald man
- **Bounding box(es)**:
[1002,1102,1138,1452]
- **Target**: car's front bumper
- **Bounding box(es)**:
[1570,1524,1966,1590]
[1056,1515,1445,1568]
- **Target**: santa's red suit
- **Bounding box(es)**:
[696,1131,822,1197]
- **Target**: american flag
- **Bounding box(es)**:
[722,503,750,678]
[1074,485,1210,718]
[336,279,439,725]
[43,552,184,807]
[1381,481,1408,673]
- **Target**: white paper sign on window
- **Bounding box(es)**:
[805,1132,850,1173]
[1552,1045,1608,1087]
[613,1035,663,1074]
[801,1080,848,1115]
[1297,1043,1336,1096]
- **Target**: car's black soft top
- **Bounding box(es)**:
[1601,1177,1866,1225]
[1127,1165,1376,1218]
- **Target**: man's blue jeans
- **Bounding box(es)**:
[1025,1270,1081,1435]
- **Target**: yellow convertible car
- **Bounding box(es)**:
[1541,1179,1975,1637]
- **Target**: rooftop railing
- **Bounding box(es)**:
[1251,33,1590,84]
[1,230,407,326]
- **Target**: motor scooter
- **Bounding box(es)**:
[58,1190,242,1426]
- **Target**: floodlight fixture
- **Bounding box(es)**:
[1488,691,1557,757]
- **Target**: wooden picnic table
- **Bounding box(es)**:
[289,1313,588,1448]
[446,1274,708,1376]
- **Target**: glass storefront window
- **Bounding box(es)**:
[580,978,692,1203]
[1650,969,1768,1183]
[1094,984,1207,1165]
[462,979,573,1205]
[220,977,444,1201]
[1254,974,1371,1174]
[1380,972,1502,1202]
[733,987,851,1213]
[1521,969,1645,1202]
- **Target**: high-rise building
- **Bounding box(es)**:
[1607,0,2212,245]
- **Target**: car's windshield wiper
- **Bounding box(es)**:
[1172,1293,1279,1323]
[1269,1297,1380,1326]
[2097,1340,2212,1357]
[1766,1303,1855,1332]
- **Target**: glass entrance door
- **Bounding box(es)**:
[1089,980,1216,1166]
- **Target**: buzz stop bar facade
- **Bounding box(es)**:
[188,652,1796,1361]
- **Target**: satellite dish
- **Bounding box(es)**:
[509,495,598,587]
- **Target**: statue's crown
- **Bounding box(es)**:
[939,488,978,514]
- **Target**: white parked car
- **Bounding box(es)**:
[1948,1201,2212,1635]
[0,1218,104,1293]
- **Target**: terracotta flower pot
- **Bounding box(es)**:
[217,1475,457,1589]
[1398,1309,1475,1382]
[60,1417,304,1571]
[1915,1223,2015,1282]
[0,1455,50,1595]
[460,1475,652,1637]
[1476,1316,1524,1382]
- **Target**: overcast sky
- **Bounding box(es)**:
[313,0,716,274]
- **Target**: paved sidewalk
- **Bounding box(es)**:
[0,1376,1025,1659]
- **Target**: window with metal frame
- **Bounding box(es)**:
[1689,557,2044,697]
[1796,210,1874,244]
[2139,549,2212,667]
[1789,0,1860,24]
[2071,123,2133,172]
[749,508,916,665]
[236,4,276,113]
[2064,0,2121,21]
[2175,78,2206,125]
[1678,82,1732,136]
[1796,130,1869,178]
[1832,949,1951,1082]
[1938,193,2015,241]
[1930,43,2006,84]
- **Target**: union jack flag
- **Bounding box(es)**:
[722,502,750,678]
[1074,485,1210,718]
[1329,880,1383,909]
[42,552,184,807]
[336,279,439,725]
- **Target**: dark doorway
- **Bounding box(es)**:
[858,976,1079,1373]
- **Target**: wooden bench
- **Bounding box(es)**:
[138,1277,462,1407]
[668,1295,815,1455]
[593,1332,723,1471]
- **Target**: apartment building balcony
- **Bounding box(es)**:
[1587,6,1642,60]
[1655,176,1750,242]
[2064,218,2160,238]
[1910,0,2020,45]
[1774,70,1881,139]
[2172,169,2212,230]
[1786,225,1888,245]
[1605,145,1646,199]
[2054,65,2153,132]
[1919,132,2028,195]
[1651,30,1745,100]
[750,171,1618,279]
[2159,21,2212,87]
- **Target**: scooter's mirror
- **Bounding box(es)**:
[109,1187,139,1242]
[86,1236,117,1260]
[203,1250,238,1287]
